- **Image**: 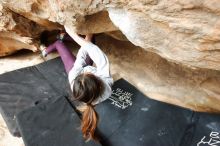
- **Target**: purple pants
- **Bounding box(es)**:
[45,40,93,73]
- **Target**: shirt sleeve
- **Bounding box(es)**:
[81,42,111,78]
[68,42,111,88]
[68,45,88,85]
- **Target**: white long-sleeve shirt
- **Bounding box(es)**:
[68,42,113,105]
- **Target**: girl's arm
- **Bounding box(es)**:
[64,25,111,78]
[64,25,89,47]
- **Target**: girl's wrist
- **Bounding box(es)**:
[85,34,93,41]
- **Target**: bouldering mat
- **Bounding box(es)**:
[16,95,100,146]
[0,57,220,146]
[0,58,74,136]
[96,79,220,146]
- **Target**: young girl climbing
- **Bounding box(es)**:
[40,26,113,142]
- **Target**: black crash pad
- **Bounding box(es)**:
[96,79,220,146]
[0,57,220,146]
[16,95,99,146]
[96,79,193,146]
[0,58,71,136]
[189,113,220,146]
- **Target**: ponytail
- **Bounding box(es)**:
[73,73,104,142]
[81,104,99,141]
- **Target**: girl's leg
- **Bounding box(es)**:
[45,40,76,73]
[61,34,93,66]
[45,42,57,54]
[45,33,74,54]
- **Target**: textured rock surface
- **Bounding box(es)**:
[0,4,45,56]
[107,0,220,71]
[0,0,220,70]
[1,0,220,70]
[96,35,220,112]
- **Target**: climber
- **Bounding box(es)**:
[39,26,113,142]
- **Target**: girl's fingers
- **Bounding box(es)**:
[85,34,93,41]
